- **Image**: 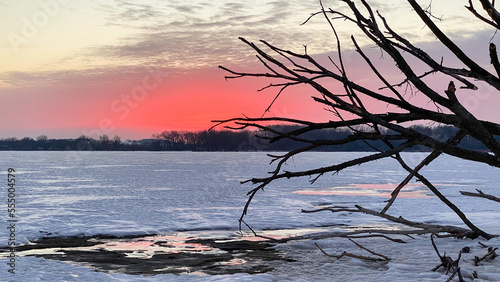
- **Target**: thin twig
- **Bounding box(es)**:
[348,238,391,261]
[315,242,388,262]
[460,189,500,203]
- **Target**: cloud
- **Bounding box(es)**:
[3,1,493,94]
[56,0,326,73]
[1,64,171,89]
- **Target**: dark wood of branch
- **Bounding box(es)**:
[381,129,467,214]
[380,22,480,91]
[210,116,316,130]
[301,206,358,213]
[345,2,500,157]
[346,234,407,244]
[446,266,465,282]
[351,35,408,104]
[466,0,500,29]
[478,0,500,27]
[355,205,474,237]
[239,219,257,236]
[242,35,438,114]
[219,37,500,162]
[478,241,490,248]
[460,189,500,203]
[320,1,368,114]
[289,228,459,242]
[346,1,452,109]
[490,43,500,78]
[408,0,500,88]
[244,141,415,186]
[443,81,500,158]
[214,114,500,142]
[213,0,500,242]
[395,157,493,239]
[385,122,491,239]
[315,242,389,262]
[301,205,472,237]
[347,238,391,261]
[474,247,498,265]
[431,234,463,281]
[377,10,479,91]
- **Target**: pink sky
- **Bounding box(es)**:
[1,0,498,139]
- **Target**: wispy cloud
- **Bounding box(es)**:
[2,1,492,91]
[78,1,334,69]
[11,0,324,78]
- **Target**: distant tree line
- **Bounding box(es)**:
[0,125,495,151]
[0,135,161,151]
[152,125,494,152]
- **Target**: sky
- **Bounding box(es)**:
[0,0,498,139]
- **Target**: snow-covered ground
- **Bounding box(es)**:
[0,151,499,281]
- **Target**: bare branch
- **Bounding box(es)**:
[460,189,500,203]
[346,234,407,244]
[474,247,498,265]
[478,0,500,27]
[395,156,493,239]
[246,141,416,185]
[315,242,389,262]
[466,0,500,29]
[431,234,462,279]
[490,43,500,78]
[348,238,390,261]
[215,0,500,244]
[408,0,500,88]
[382,129,467,214]
[302,205,473,237]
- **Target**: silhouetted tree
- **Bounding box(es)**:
[36,135,48,142]
[215,0,500,240]
[76,135,94,151]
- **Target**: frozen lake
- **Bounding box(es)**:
[0,151,499,281]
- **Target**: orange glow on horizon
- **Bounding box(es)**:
[87,67,338,138]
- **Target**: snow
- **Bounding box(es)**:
[271,236,500,281]
[0,151,499,281]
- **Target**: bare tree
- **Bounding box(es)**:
[214,0,500,240]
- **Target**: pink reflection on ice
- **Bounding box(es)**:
[92,235,213,254]
[294,191,372,196]
[354,183,425,190]
[153,235,212,251]
[95,240,153,251]
[293,183,435,198]
[223,258,246,265]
